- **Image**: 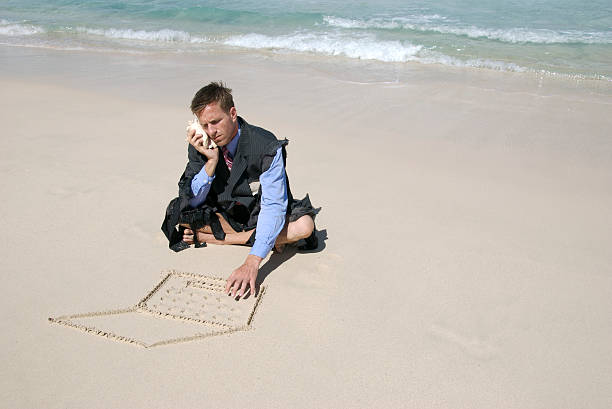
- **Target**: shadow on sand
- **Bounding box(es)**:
[256,228,328,287]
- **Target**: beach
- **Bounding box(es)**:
[1,42,612,408]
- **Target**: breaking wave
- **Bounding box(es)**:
[223,31,528,72]
[323,16,612,44]
[2,20,606,78]
[76,27,209,43]
[0,20,45,36]
[224,32,423,62]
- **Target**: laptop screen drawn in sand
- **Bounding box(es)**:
[48,271,265,348]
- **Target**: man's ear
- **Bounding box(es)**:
[229,106,237,120]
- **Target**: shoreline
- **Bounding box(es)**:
[4,44,609,168]
[2,43,611,100]
[2,12,611,83]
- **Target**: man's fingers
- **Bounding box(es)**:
[225,274,236,294]
[232,278,245,297]
[226,262,258,300]
[237,280,248,298]
[187,131,202,146]
[186,128,196,143]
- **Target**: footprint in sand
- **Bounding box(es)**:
[48,184,95,198]
[292,252,343,289]
[122,220,152,240]
[429,323,499,360]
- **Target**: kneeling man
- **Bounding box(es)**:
[162,82,319,298]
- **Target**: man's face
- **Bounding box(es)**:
[196,101,238,148]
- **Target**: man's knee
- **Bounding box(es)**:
[289,215,314,240]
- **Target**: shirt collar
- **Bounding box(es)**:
[225,123,240,158]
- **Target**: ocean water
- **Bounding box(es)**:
[1,0,611,81]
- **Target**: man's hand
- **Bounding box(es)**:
[187,128,218,177]
[226,254,263,298]
[187,128,218,161]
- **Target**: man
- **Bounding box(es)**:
[162,82,319,298]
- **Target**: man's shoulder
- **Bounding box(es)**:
[239,117,277,142]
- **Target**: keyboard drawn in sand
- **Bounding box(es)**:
[48,270,265,348]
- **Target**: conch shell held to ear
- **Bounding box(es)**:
[186,116,217,149]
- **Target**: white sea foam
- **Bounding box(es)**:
[0,20,45,36]
[419,50,528,72]
[76,27,209,43]
[424,25,612,45]
[223,32,422,62]
[324,15,612,44]
[323,15,446,30]
[223,31,530,73]
[0,19,600,78]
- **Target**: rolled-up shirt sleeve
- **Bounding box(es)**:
[250,147,288,258]
[189,168,215,208]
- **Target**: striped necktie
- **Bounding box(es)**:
[221,146,233,170]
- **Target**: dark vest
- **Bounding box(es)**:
[162,117,292,252]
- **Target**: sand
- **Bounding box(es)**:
[48,271,266,348]
[1,45,612,408]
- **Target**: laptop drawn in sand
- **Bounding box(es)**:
[48,270,265,348]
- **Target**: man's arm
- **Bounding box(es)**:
[250,147,288,258]
[225,147,287,297]
[189,167,215,207]
[186,128,218,207]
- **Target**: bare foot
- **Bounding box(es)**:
[180,224,213,234]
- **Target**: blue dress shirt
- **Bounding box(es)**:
[188,125,287,258]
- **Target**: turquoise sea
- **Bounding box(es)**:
[1,0,611,81]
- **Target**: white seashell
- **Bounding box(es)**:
[186,115,217,149]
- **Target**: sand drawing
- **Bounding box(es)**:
[48,270,265,348]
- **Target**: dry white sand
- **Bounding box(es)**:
[1,46,612,408]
